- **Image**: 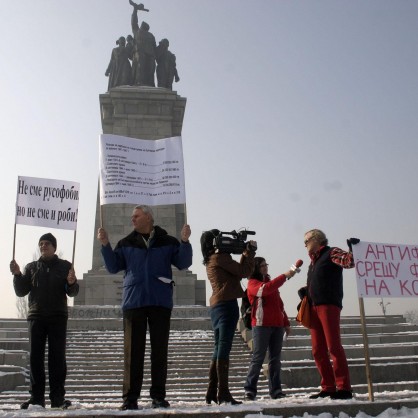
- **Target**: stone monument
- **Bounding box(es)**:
[73,2,206,315]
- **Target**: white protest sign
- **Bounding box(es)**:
[99,134,186,205]
[15,176,80,231]
[353,241,418,298]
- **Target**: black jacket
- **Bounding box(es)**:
[13,255,79,319]
[307,246,344,309]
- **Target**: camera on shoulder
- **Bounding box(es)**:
[213,230,256,254]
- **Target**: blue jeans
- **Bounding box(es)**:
[209,300,239,360]
[244,326,285,398]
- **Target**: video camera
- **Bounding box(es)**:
[213,230,256,254]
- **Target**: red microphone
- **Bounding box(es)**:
[290,259,303,273]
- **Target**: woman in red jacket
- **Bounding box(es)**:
[244,257,295,401]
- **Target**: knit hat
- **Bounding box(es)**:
[39,233,57,249]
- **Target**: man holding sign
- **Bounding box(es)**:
[298,229,358,400]
[10,233,79,410]
[97,204,192,410]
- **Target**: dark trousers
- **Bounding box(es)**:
[28,317,68,403]
[310,304,351,391]
[209,300,239,360]
[122,306,171,402]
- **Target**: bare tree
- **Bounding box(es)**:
[16,296,29,319]
[378,298,390,316]
[404,310,418,325]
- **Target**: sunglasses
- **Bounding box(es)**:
[304,236,314,245]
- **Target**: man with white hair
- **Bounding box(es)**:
[98,205,192,410]
[299,229,358,400]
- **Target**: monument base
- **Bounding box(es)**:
[68,305,211,331]
[75,86,206,309]
[75,268,206,307]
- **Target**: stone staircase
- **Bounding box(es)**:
[239,315,418,395]
[0,323,266,409]
[0,313,417,412]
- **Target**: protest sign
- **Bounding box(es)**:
[353,241,418,297]
[99,134,186,206]
[349,240,418,403]
[15,176,80,231]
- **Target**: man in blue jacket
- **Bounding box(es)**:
[97,205,192,410]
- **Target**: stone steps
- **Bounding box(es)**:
[0,314,406,327]
[0,326,271,409]
[1,314,418,411]
[281,342,418,360]
[240,317,418,391]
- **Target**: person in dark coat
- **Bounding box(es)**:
[299,229,358,400]
[10,233,79,410]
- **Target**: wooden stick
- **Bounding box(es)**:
[12,223,17,260]
[100,204,104,228]
[183,202,187,225]
[71,229,77,266]
[358,297,374,401]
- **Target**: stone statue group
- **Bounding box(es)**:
[105,1,180,91]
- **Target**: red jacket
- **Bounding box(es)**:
[247,274,289,327]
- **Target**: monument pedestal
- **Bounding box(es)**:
[75,86,206,308]
[75,268,206,307]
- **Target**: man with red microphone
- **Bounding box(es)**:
[299,229,359,400]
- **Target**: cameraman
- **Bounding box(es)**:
[200,229,256,405]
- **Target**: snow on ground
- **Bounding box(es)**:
[0,406,417,418]
[0,396,417,418]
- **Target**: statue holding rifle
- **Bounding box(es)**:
[129,1,156,86]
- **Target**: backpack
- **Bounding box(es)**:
[241,289,252,330]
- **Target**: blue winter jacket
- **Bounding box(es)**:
[101,225,192,311]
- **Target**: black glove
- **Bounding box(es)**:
[347,238,360,252]
[246,241,257,252]
[298,286,307,300]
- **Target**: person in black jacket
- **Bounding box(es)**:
[299,229,358,400]
[10,233,79,410]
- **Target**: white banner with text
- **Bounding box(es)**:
[353,241,418,298]
[15,176,80,230]
[99,134,186,206]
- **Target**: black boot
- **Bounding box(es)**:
[217,359,242,405]
[205,360,218,404]
[20,397,45,409]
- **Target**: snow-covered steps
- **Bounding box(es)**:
[0,326,269,409]
[1,314,418,412]
[240,315,418,395]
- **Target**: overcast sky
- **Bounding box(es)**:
[1,0,417,318]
